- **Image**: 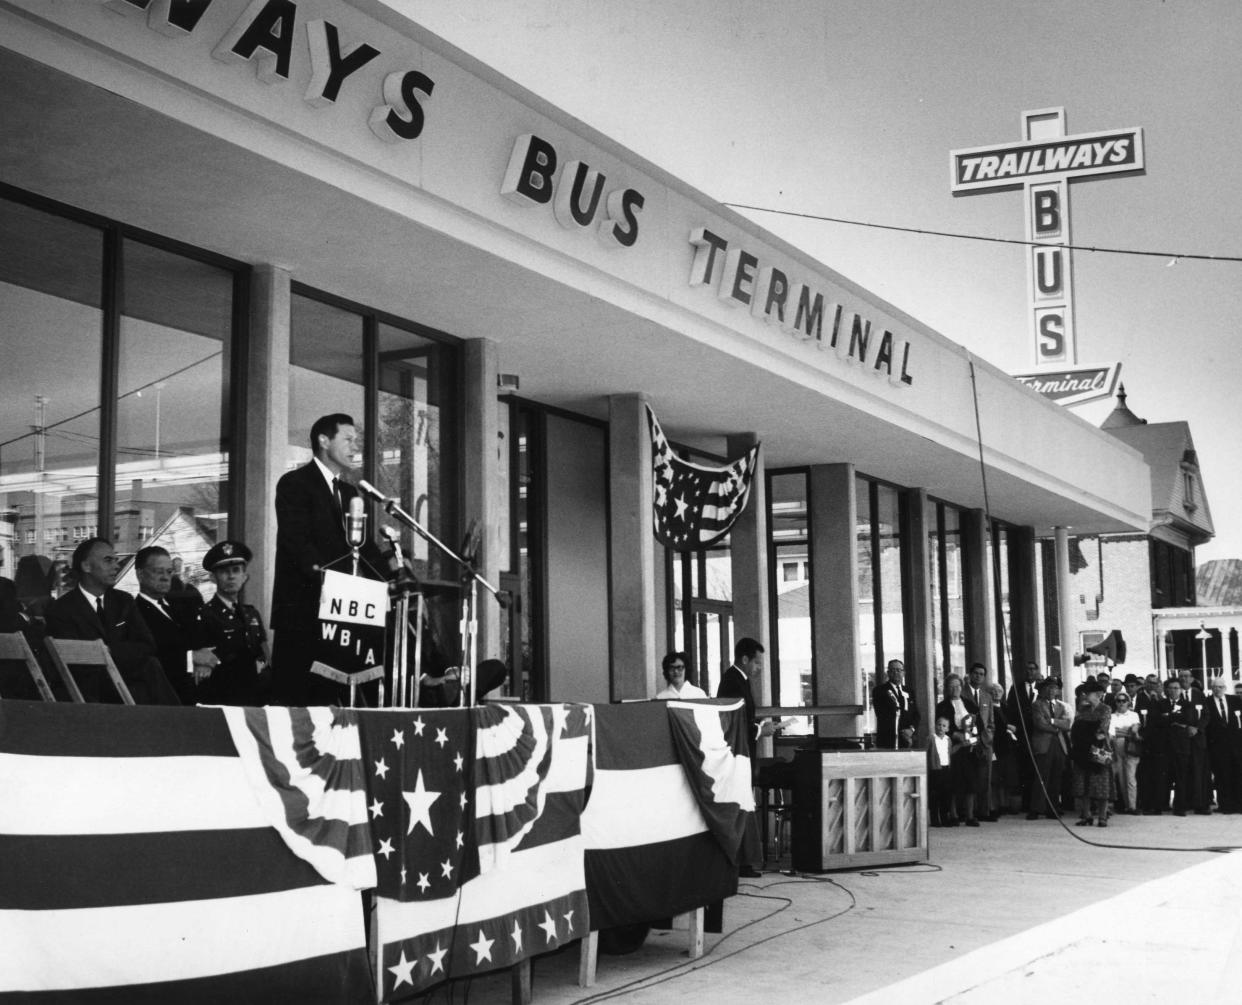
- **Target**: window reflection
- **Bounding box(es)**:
[1,198,104,616]
[769,471,812,734]
[114,239,233,600]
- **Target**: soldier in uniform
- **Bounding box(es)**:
[199,541,271,706]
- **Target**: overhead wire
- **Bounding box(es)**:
[723,203,1242,264]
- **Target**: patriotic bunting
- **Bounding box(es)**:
[665,698,755,864]
[582,700,744,930]
[375,703,593,1000]
[3,696,749,1001]
[0,701,371,1003]
[647,406,758,551]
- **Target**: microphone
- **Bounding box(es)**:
[381,525,406,577]
[356,479,387,505]
[346,494,367,547]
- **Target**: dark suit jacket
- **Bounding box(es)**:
[0,576,20,633]
[717,664,758,756]
[272,461,382,632]
[46,588,157,668]
[135,594,205,704]
[874,682,919,748]
[45,588,180,704]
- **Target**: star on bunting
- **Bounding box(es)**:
[388,951,416,988]
[427,943,447,975]
[538,910,558,945]
[469,929,495,964]
[403,769,440,836]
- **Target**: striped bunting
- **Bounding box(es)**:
[222,705,376,890]
[375,703,593,999]
[582,700,743,930]
[665,698,754,863]
[0,700,371,1002]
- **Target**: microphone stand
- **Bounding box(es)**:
[359,481,506,708]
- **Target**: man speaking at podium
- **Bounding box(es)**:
[271,413,383,706]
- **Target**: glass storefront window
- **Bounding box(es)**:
[769,470,812,734]
[289,293,365,474]
[943,505,965,689]
[376,321,455,583]
[114,239,233,599]
[0,197,103,616]
[856,477,876,726]
[876,483,905,671]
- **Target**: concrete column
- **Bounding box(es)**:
[1008,526,1039,686]
[961,508,995,674]
[608,393,656,699]
[1054,527,1077,686]
[462,339,501,661]
[900,487,934,746]
[244,264,291,627]
[809,463,860,738]
[728,432,769,703]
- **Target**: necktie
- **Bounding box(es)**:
[95,595,104,619]
[332,476,343,515]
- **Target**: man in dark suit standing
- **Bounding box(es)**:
[1203,677,1240,813]
[133,545,218,705]
[873,659,919,750]
[272,413,383,706]
[45,538,180,704]
[717,636,780,877]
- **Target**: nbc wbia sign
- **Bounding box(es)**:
[1012,362,1121,407]
[316,569,387,674]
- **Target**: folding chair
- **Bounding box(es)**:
[43,637,135,705]
[0,631,57,701]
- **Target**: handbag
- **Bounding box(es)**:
[1089,734,1114,766]
[1124,733,1142,757]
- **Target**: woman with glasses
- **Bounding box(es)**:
[655,651,707,699]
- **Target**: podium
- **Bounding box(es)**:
[791,749,927,871]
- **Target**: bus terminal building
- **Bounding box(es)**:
[0,0,1156,742]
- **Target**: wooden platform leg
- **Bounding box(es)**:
[510,957,531,1005]
[578,931,598,987]
[687,907,704,960]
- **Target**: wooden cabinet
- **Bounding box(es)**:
[790,750,927,871]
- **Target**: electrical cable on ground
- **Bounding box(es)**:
[563,878,858,1005]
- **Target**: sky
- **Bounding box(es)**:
[402,0,1241,564]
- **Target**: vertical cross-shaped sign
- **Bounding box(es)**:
[950,108,1144,376]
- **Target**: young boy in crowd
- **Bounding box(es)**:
[928,715,958,827]
[198,541,270,706]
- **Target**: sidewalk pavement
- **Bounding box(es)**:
[470,812,1242,1004]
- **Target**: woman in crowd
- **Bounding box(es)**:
[1110,689,1142,814]
[935,673,981,827]
[1070,678,1113,827]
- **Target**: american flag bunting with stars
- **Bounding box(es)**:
[647,405,758,551]
[375,703,594,999]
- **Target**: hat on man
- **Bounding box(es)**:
[203,540,252,571]
[1081,678,1106,694]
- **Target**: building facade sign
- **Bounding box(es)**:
[686,227,914,388]
[950,108,1143,376]
[1012,363,1121,407]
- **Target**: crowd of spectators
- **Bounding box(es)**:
[924,661,1242,826]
